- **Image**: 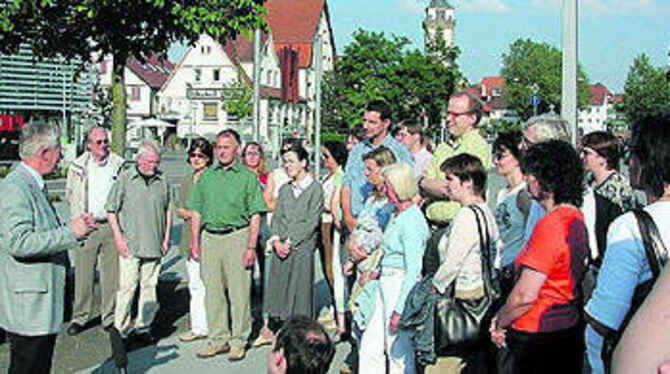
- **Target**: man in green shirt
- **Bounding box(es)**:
[420,91,492,226]
[187,129,266,361]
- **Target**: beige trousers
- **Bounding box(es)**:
[72,223,118,327]
[201,229,251,349]
[114,254,161,336]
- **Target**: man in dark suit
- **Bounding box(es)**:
[0,123,97,374]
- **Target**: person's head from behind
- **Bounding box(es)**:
[363,146,397,194]
[346,125,366,152]
[187,137,213,172]
[439,153,487,203]
[19,122,62,176]
[493,131,523,178]
[521,140,584,207]
[521,114,571,150]
[446,91,483,139]
[628,112,670,200]
[580,131,621,173]
[381,162,418,205]
[322,140,348,171]
[396,119,424,152]
[363,100,392,142]
[267,315,335,374]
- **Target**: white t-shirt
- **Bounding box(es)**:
[412,147,433,178]
[87,157,116,220]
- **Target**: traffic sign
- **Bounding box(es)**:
[530,93,541,107]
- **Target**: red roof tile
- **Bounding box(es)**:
[609,94,624,104]
[590,83,611,106]
[265,0,326,68]
[127,54,175,89]
[222,33,270,64]
[480,76,504,97]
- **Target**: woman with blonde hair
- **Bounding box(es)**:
[357,162,429,373]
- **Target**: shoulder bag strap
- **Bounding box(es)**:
[469,204,493,294]
[633,209,668,279]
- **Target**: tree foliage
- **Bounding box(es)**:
[0,0,267,154]
[620,53,670,124]
[222,71,254,121]
[322,29,461,137]
[501,38,591,120]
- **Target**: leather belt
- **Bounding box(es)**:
[205,226,245,235]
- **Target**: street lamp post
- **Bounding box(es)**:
[561,0,578,146]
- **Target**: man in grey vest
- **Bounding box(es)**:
[0,123,97,373]
[66,127,125,335]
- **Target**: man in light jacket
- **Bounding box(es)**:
[66,127,126,335]
[0,123,96,373]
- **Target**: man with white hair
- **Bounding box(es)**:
[106,139,172,343]
[0,122,97,373]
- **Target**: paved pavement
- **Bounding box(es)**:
[0,150,351,373]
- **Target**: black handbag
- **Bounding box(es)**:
[434,205,501,356]
[584,209,668,374]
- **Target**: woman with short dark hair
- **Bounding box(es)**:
[266,143,324,330]
[581,131,636,211]
[177,137,213,342]
[585,114,670,373]
[491,140,589,374]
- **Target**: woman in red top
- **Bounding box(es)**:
[491,140,589,374]
[242,141,268,187]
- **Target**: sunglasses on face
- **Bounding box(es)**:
[94,139,109,145]
[189,153,208,160]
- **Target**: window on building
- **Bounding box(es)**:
[100,60,108,74]
[203,102,218,120]
[213,69,220,82]
[492,87,502,97]
[195,68,201,82]
[266,71,272,85]
[437,10,446,20]
[201,45,211,55]
[131,86,140,101]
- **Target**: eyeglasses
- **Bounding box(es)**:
[245,152,261,157]
[94,139,109,145]
[447,110,474,118]
[189,152,208,160]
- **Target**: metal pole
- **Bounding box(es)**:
[252,29,261,142]
[561,0,578,146]
[314,35,323,177]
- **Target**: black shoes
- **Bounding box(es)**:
[108,326,128,370]
[134,330,159,345]
[67,323,86,336]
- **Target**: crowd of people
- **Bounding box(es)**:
[0,91,669,374]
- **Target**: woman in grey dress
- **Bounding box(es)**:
[266,143,324,330]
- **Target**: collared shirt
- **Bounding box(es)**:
[105,167,170,258]
[186,160,267,230]
[290,174,314,199]
[87,156,116,220]
[20,162,45,190]
[424,130,492,222]
[412,146,433,177]
[342,134,414,217]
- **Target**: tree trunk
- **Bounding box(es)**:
[111,56,127,156]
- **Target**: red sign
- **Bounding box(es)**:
[0,115,25,131]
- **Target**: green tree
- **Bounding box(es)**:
[501,38,591,120]
[0,0,266,154]
[322,29,461,137]
[620,53,670,124]
[222,71,254,122]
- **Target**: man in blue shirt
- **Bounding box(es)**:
[341,100,413,238]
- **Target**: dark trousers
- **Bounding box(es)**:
[7,331,57,374]
[497,324,584,374]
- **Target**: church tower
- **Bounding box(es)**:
[423,0,455,58]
